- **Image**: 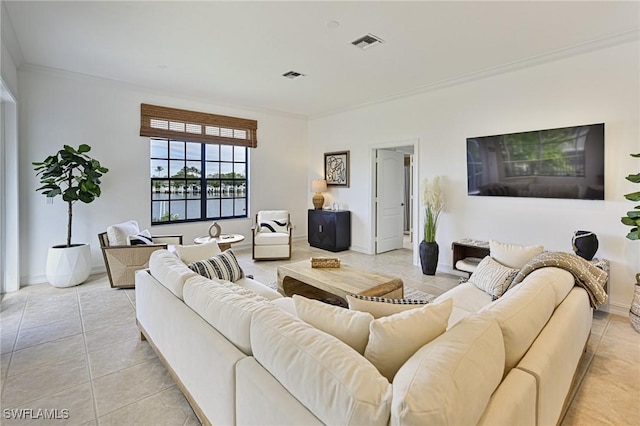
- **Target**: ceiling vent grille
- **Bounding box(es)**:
[282,71,306,79]
[351,33,384,50]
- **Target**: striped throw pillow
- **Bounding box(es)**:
[188,250,244,282]
[468,256,519,299]
[347,294,432,319]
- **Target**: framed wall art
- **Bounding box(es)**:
[324,151,350,187]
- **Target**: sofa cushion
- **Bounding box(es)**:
[175,241,221,264]
[364,299,453,382]
[183,275,268,355]
[489,240,543,269]
[468,256,519,299]
[234,277,282,301]
[514,266,575,307]
[251,303,393,426]
[391,315,505,426]
[188,250,244,282]
[271,296,297,316]
[106,220,140,245]
[293,295,374,354]
[432,281,494,328]
[148,249,198,300]
[346,295,430,319]
[254,232,290,246]
[479,275,556,374]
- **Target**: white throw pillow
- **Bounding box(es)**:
[106,220,140,246]
[346,294,430,319]
[468,256,519,299]
[293,295,374,354]
[364,298,453,381]
[489,240,544,269]
[188,250,244,282]
[175,240,221,264]
[128,229,153,245]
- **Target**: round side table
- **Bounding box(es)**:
[194,233,245,251]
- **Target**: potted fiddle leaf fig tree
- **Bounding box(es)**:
[621,153,640,332]
[33,144,109,287]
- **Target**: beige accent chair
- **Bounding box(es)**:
[98,220,182,288]
[252,210,292,260]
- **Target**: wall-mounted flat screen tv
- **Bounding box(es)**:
[467,123,604,200]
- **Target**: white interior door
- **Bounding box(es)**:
[376,149,405,253]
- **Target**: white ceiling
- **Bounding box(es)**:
[3,1,639,118]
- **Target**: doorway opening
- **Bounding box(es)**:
[371,140,419,264]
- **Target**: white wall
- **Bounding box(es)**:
[308,41,640,315]
[18,67,308,284]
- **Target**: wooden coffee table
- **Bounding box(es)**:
[277,260,403,306]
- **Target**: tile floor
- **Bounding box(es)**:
[1,241,638,425]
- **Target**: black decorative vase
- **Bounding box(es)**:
[419,241,439,275]
[572,230,598,260]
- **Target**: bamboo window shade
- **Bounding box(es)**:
[140,103,258,148]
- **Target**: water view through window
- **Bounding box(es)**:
[150,139,248,223]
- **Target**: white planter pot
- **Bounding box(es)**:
[46,244,91,288]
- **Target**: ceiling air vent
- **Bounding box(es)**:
[351,33,384,50]
[282,71,306,80]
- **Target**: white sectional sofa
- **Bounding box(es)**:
[135,249,594,426]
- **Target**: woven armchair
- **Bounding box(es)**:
[98,232,183,288]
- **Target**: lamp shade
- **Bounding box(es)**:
[311,179,327,193]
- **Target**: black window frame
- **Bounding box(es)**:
[150,138,249,224]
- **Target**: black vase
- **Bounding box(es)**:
[572,230,598,260]
[419,241,439,275]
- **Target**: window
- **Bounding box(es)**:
[151,139,248,223]
[141,104,257,224]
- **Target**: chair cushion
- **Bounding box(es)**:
[175,241,221,264]
[188,250,244,282]
[107,220,140,245]
[257,210,289,223]
[254,232,290,246]
[128,229,153,245]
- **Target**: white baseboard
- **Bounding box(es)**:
[605,301,631,317]
[21,265,107,287]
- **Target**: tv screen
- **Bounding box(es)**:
[467,123,604,200]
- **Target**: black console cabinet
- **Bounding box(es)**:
[308,209,351,252]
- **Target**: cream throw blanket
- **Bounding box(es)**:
[510,251,608,308]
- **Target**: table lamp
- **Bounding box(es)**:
[311,179,327,209]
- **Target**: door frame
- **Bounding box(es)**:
[369,138,420,265]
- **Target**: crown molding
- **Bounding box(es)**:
[310,29,640,120]
[20,63,308,121]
